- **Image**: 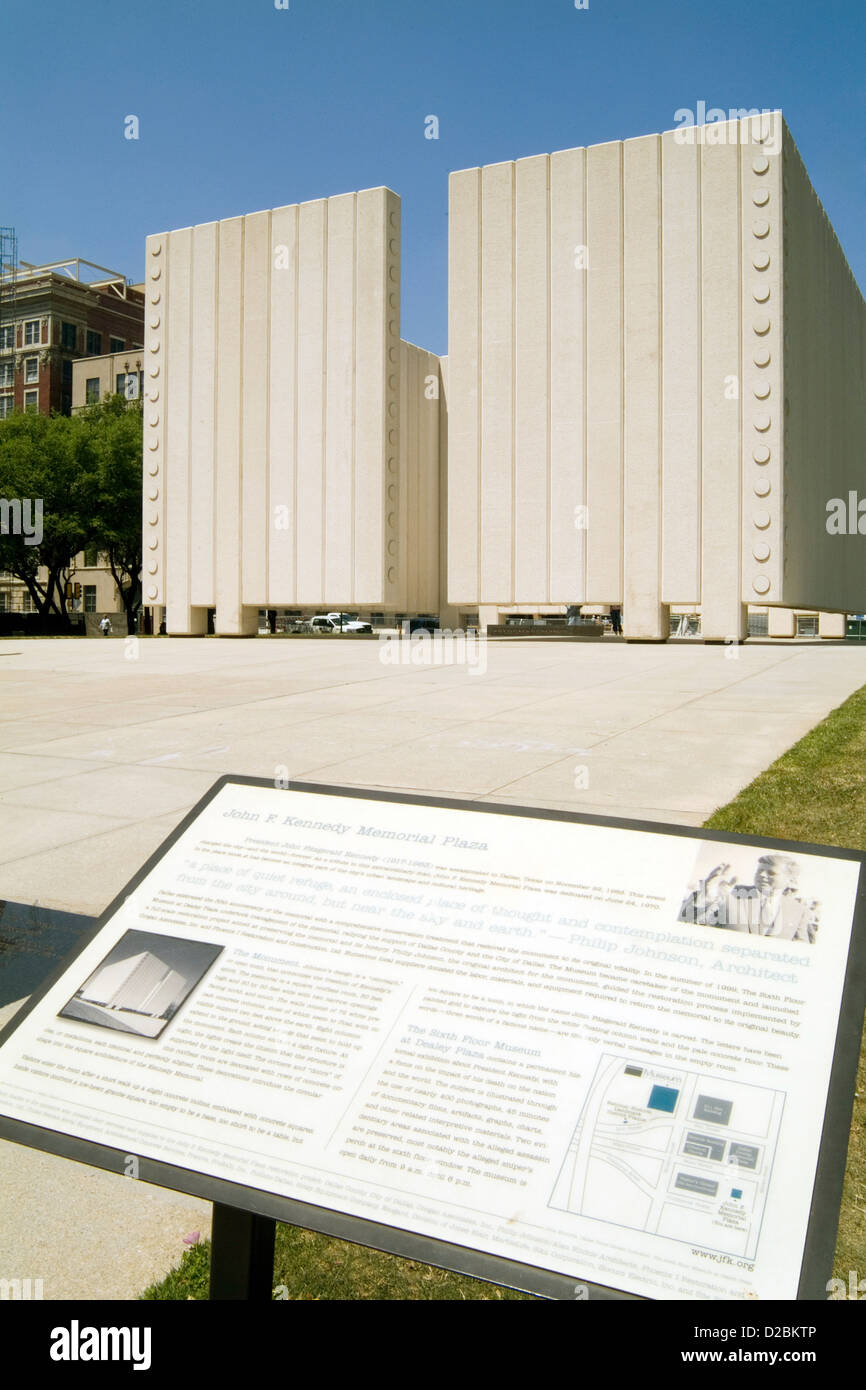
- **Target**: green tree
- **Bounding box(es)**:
[0,411,92,628]
[76,395,143,632]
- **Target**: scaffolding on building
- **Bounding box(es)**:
[0,225,18,338]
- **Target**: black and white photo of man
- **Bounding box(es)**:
[679,852,817,942]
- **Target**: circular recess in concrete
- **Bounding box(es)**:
[390,211,398,226]
[389,265,398,281]
[754,478,771,497]
[150,292,160,304]
[388,539,397,556]
[754,381,771,399]
[149,342,160,353]
[753,348,771,367]
[753,510,771,529]
[754,413,771,431]
[149,414,159,427]
[147,512,159,526]
[752,251,770,270]
[150,242,162,255]
[753,188,770,206]
[753,283,770,302]
[389,320,398,336]
[150,267,161,280]
[148,487,159,501]
[388,484,397,500]
[753,444,771,463]
[388,429,397,444]
[148,586,158,599]
[388,457,397,472]
[147,440,159,451]
[752,219,770,238]
[147,461,159,475]
[752,155,770,174]
[753,541,771,561]
[752,574,771,593]
[147,562,158,574]
[390,239,399,254]
[753,316,771,335]
[149,366,159,377]
[148,538,159,550]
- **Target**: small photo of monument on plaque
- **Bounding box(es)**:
[678,843,822,943]
[59,929,223,1039]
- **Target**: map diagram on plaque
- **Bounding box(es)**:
[549,1055,785,1260]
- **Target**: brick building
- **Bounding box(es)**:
[0,257,144,419]
[0,257,144,627]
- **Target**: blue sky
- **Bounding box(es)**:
[4,0,864,355]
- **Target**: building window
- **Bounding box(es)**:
[24,320,41,346]
[86,330,102,355]
[796,615,818,637]
[116,371,141,400]
[20,591,35,613]
[0,362,12,387]
[61,322,77,351]
[23,390,38,412]
[0,326,13,350]
[62,360,73,387]
[0,396,13,419]
[84,585,97,613]
[84,546,99,568]
[0,592,7,612]
[110,337,124,352]
[748,612,769,637]
[24,356,38,384]
[85,378,100,404]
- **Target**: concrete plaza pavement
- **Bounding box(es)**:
[2,632,866,1298]
[3,634,866,918]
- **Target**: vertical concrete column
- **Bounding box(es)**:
[447,169,481,607]
[549,147,587,606]
[740,114,783,621]
[214,217,256,635]
[295,199,327,609]
[189,220,217,614]
[355,187,394,607]
[480,162,514,605]
[819,611,846,639]
[623,134,667,641]
[700,126,747,642]
[163,226,197,635]
[240,210,271,612]
[585,141,623,606]
[514,154,549,603]
[661,132,701,608]
[478,605,499,631]
[143,235,167,620]
[268,203,299,604]
[768,607,795,637]
[324,193,356,604]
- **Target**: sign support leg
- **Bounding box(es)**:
[209,1203,277,1300]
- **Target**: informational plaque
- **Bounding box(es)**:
[0,778,863,1301]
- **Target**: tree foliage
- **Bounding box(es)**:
[0,397,142,630]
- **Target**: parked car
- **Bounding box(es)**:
[309,614,373,633]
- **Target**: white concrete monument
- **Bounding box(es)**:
[447,113,866,640]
